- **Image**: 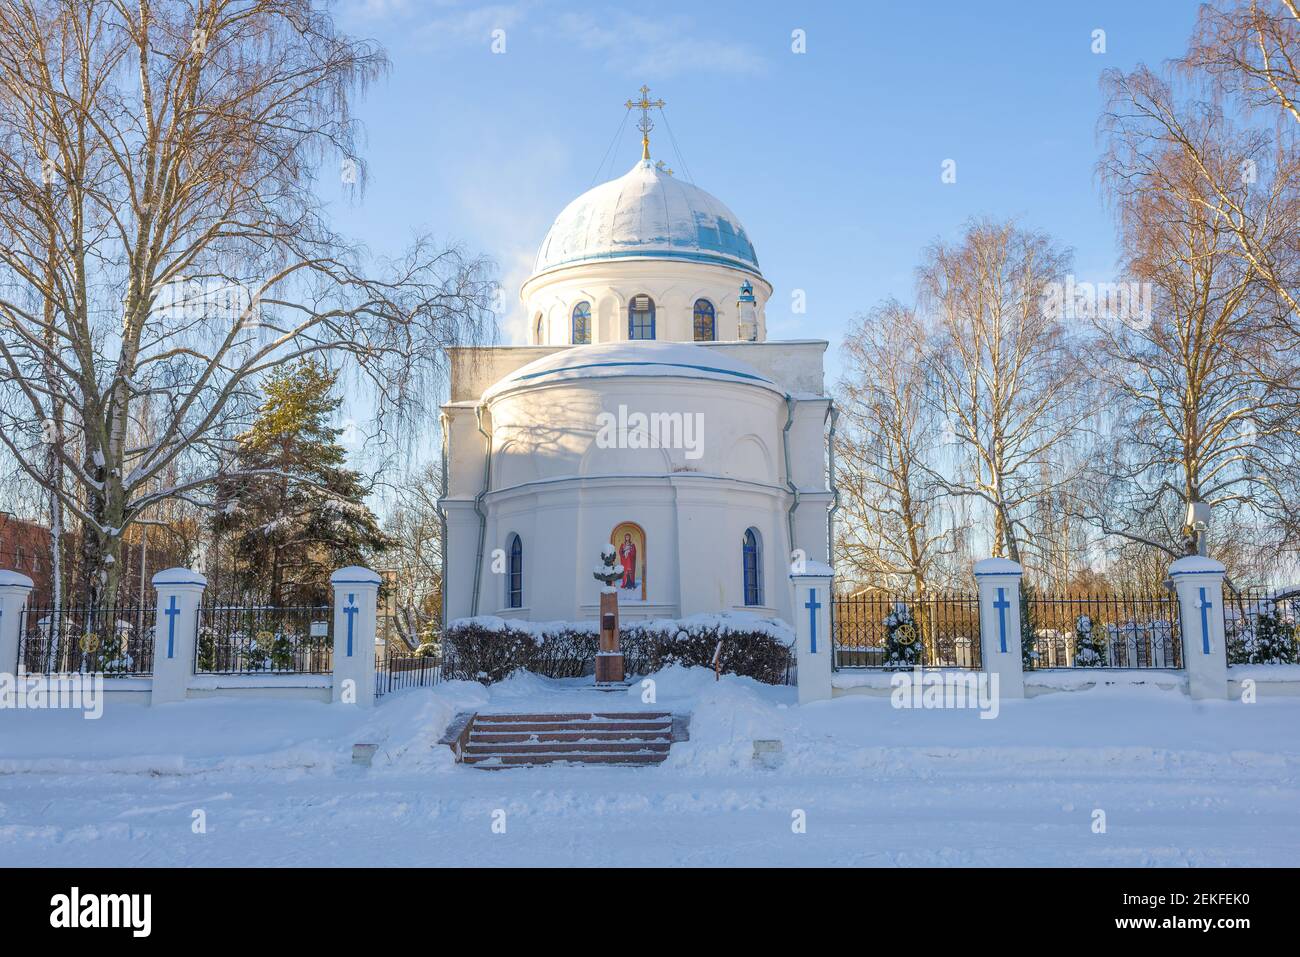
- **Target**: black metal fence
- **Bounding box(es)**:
[833,592,982,669]
[195,604,333,674]
[1024,593,1182,669]
[16,602,157,675]
[374,651,460,697]
[1224,588,1299,665]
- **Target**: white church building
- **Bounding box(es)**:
[439,118,834,629]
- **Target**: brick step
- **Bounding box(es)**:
[466,740,671,755]
[445,710,689,769]
[464,751,669,767]
[468,730,672,744]
[469,720,671,733]
[473,712,671,723]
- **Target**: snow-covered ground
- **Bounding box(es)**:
[1,667,1297,866]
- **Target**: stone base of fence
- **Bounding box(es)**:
[791,564,834,704]
[974,558,1026,699]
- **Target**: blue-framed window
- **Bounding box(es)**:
[743,528,762,606]
[572,301,592,344]
[693,299,715,341]
[628,294,655,340]
[507,534,523,608]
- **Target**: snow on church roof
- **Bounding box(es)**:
[483,341,780,400]
[532,160,761,277]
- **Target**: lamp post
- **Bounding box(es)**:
[1186,501,1211,558]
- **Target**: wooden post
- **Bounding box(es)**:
[595,590,624,684]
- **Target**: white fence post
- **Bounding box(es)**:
[150,568,207,705]
[0,570,34,674]
[974,558,1025,699]
[1168,556,1229,699]
[331,566,380,707]
[790,564,833,704]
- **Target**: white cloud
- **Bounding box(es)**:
[387,2,763,76]
[414,0,533,49]
[553,10,764,77]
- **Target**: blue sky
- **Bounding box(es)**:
[323,0,1198,446]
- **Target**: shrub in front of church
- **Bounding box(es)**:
[443,615,793,684]
[624,622,792,684]
[440,619,599,682]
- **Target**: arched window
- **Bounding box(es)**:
[693,299,716,341]
[507,534,523,608]
[571,301,592,344]
[628,294,655,340]
[534,314,544,345]
[742,528,763,606]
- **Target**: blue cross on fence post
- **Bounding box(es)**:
[994,587,1010,654]
[1198,586,1214,655]
[164,594,180,659]
[805,588,821,654]
[344,594,358,658]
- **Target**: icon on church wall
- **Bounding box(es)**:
[610,522,646,601]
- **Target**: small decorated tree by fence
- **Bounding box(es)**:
[1073,614,1106,667]
[882,602,921,669]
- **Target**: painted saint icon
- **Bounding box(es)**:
[610,522,647,601]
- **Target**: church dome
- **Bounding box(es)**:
[532,160,761,278]
[482,341,779,401]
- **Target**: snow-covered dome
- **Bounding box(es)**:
[532,160,761,277]
[483,341,779,401]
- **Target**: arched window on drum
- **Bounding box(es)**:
[693,299,715,341]
[628,294,655,340]
[572,301,592,344]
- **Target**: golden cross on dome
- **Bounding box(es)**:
[625,84,665,161]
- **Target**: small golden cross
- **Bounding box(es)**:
[625,84,665,161]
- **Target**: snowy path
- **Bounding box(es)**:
[2,669,1298,867]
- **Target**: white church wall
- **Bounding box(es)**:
[475,474,792,622]
[698,341,828,395]
[441,404,487,499]
[445,340,827,407]
[486,377,786,484]
[441,500,481,622]
[448,345,562,401]
[521,259,771,345]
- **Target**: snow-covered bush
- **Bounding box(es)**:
[1073,614,1106,667]
[1228,604,1297,665]
[443,613,794,685]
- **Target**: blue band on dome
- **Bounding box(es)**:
[535,248,763,277]
[511,359,773,385]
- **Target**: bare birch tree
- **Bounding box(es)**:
[0,1,492,604]
[835,301,953,593]
[916,219,1090,565]
[381,461,443,649]
[1113,3,1300,332]
[1096,72,1300,562]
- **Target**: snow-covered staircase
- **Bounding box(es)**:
[441,711,690,768]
